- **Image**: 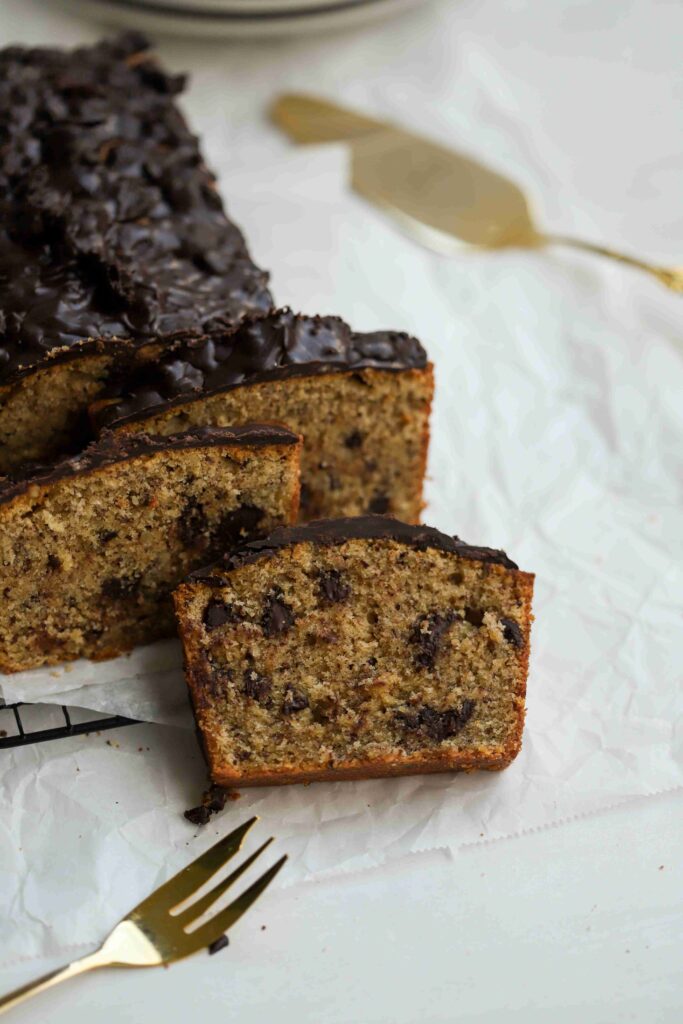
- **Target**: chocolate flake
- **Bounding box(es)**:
[208,935,229,956]
[500,617,524,647]
[408,611,458,670]
[261,590,295,637]
[368,494,390,515]
[316,569,351,605]
[397,700,476,743]
[344,430,364,450]
[203,598,241,631]
[243,669,271,703]
[184,783,229,827]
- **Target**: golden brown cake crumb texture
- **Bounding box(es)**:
[174,537,534,786]
[0,442,300,672]
[0,354,118,474]
[110,367,433,523]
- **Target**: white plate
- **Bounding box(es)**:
[66,0,430,37]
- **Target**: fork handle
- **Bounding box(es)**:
[0,951,105,1015]
[542,233,683,292]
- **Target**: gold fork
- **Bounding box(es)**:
[0,817,285,1016]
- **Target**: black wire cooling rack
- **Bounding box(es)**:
[0,700,139,749]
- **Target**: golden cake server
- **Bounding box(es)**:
[271,94,682,292]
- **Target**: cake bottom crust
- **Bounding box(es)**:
[210,748,518,788]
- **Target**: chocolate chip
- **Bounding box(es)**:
[397,700,476,742]
[184,805,211,827]
[464,607,485,628]
[317,569,351,605]
[46,553,61,571]
[184,783,229,828]
[368,494,390,515]
[101,574,141,600]
[262,590,295,637]
[367,657,378,667]
[243,669,271,703]
[501,617,524,647]
[203,599,241,631]
[344,430,364,449]
[98,529,118,545]
[282,688,309,715]
[178,497,208,546]
[408,611,458,669]
[208,935,229,956]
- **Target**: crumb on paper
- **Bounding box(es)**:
[184,784,234,827]
[208,935,229,955]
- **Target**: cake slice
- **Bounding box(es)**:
[173,516,534,787]
[93,308,434,523]
[0,426,300,672]
[0,34,270,473]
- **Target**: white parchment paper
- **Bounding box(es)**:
[2,37,682,966]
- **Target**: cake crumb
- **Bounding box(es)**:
[184,784,232,826]
[208,935,229,955]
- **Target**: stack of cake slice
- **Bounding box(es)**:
[0,34,533,787]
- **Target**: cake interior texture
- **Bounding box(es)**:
[174,526,534,786]
[0,429,300,672]
[109,368,433,523]
[0,351,123,473]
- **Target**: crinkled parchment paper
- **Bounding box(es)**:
[2,136,682,967]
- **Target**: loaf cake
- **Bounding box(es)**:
[0,34,271,474]
[0,426,300,673]
[93,308,434,522]
[173,516,534,786]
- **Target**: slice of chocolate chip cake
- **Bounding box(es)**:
[173,516,534,787]
[0,426,300,672]
[0,34,271,474]
[93,308,434,523]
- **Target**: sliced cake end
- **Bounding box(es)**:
[173,516,534,787]
[0,425,300,672]
[93,308,434,523]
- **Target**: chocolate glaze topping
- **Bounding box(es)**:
[0,34,271,386]
[0,424,298,507]
[188,515,519,581]
[95,307,428,430]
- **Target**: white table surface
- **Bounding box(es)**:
[1,1,682,1021]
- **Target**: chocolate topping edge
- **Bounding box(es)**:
[0,424,299,507]
[186,515,521,580]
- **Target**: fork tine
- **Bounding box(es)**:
[187,855,287,950]
[176,837,274,927]
[131,817,258,915]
